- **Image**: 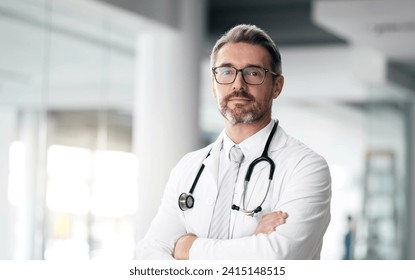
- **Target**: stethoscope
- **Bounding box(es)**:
[178,120,278,216]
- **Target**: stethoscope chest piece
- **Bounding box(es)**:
[178,192,194,211]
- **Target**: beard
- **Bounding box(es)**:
[218,90,267,125]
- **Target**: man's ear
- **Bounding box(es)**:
[212,87,217,98]
[272,75,284,99]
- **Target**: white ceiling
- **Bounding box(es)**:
[313,0,415,61]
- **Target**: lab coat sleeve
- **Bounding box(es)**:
[189,153,331,259]
[136,162,187,259]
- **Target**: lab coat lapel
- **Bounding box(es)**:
[248,124,288,178]
[194,132,223,237]
[268,124,288,155]
[203,131,224,181]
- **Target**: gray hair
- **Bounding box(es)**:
[210,24,282,74]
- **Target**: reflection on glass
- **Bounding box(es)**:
[45,143,138,259]
[8,141,27,206]
[47,145,91,214]
[91,150,138,217]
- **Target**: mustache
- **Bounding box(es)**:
[224,90,255,102]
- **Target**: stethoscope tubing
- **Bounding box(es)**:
[179,120,279,215]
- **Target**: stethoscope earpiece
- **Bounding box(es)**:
[178,193,195,211]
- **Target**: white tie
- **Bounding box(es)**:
[209,145,244,239]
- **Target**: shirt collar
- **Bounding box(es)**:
[222,119,275,162]
[222,132,236,164]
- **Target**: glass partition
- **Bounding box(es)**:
[0,0,136,259]
[355,85,411,259]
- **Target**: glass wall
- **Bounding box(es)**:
[0,0,137,259]
[355,85,411,259]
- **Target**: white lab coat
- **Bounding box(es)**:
[136,124,331,259]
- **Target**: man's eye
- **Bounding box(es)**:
[219,68,233,76]
[247,71,259,76]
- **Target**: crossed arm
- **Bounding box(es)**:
[173,211,288,260]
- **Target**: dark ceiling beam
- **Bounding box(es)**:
[207,1,346,46]
[388,61,415,93]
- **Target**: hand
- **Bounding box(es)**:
[254,211,288,235]
[173,233,198,260]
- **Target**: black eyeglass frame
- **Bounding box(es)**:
[211,66,279,85]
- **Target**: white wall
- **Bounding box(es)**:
[0,108,16,259]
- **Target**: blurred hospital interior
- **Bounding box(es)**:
[0,0,415,259]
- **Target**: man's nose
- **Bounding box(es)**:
[232,70,247,90]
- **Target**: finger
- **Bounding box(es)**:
[259,211,288,226]
[275,211,288,218]
[272,218,286,227]
[265,211,282,219]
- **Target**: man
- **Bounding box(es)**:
[136,24,331,260]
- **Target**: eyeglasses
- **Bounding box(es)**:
[212,66,278,85]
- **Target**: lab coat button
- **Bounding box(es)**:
[206,197,214,205]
